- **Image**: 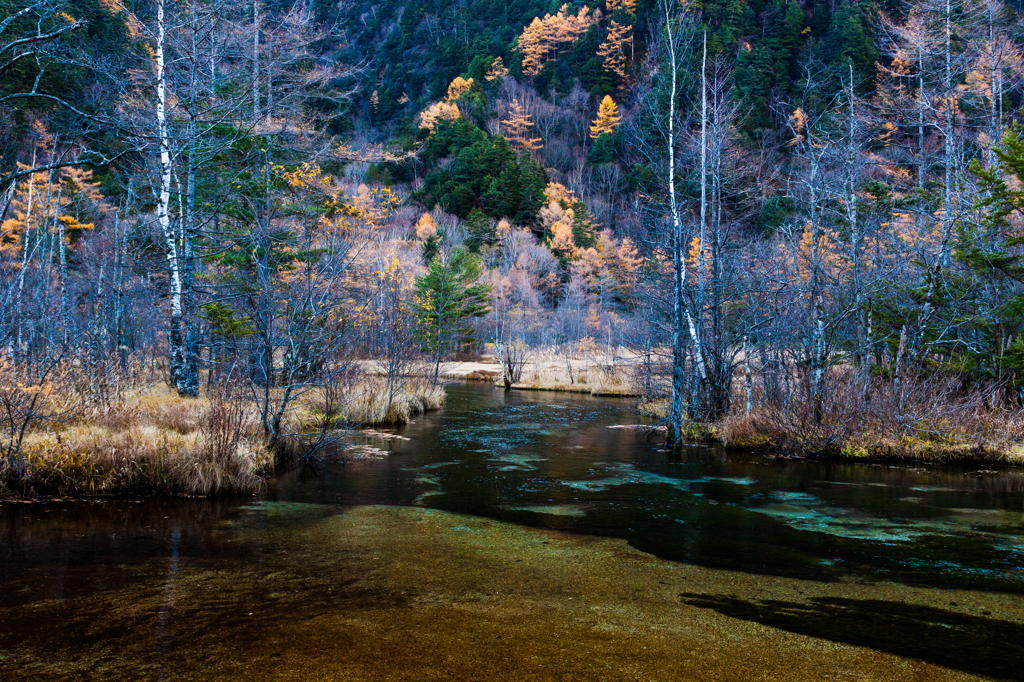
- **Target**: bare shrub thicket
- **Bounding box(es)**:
[719,368,1024,459]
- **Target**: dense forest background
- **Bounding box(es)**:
[2,0,1023,483]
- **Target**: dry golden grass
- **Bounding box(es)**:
[634,367,1023,462]
[715,372,1024,463]
[514,348,641,397]
[1,371,451,499]
[12,384,271,497]
[339,376,445,425]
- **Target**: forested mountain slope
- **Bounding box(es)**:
[1,0,1023,487]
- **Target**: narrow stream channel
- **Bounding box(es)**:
[2,383,1023,680]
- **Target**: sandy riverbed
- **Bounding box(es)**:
[1,503,1013,680]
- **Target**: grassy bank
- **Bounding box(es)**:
[512,348,643,396]
[431,347,643,397]
[3,385,271,499]
[644,373,1024,464]
[1,377,445,500]
[339,376,445,424]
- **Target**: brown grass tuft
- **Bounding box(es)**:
[5,384,270,498]
[340,376,446,425]
[716,370,1024,462]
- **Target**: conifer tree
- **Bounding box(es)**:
[590,95,623,138]
[960,125,1024,391]
[414,246,493,384]
[519,18,547,76]
[606,0,637,11]
[419,101,461,131]
[502,99,543,153]
[518,6,599,77]
[485,57,509,82]
[446,77,474,102]
[597,20,632,79]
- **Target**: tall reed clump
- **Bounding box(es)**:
[340,375,445,425]
[2,382,271,498]
[516,344,641,396]
[717,369,1024,462]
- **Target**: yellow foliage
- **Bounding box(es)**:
[686,236,711,276]
[573,230,643,300]
[590,95,622,138]
[353,185,401,229]
[544,182,577,205]
[597,20,632,79]
[277,163,397,241]
[419,101,461,131]
[605,0,637,11]
[415,213,438,240]
[789,108,806,143]
[446,77,475,102]
[502,99,543,153]
[1,165,106,262]
[540,200,577,257]
[518,5,600,77]
[485,57,509,82]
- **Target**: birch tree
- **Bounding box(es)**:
[632,0,698,447]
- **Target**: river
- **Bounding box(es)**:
[2,383,1023,680]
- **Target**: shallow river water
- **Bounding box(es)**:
[2,384,1024,680]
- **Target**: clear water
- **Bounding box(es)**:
[3,382,1024,680]
[273,383,1024,593]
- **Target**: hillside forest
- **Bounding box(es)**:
[2,0,1024,493]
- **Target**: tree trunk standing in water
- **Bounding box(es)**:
[154,0,190,395]
[662,0,687,449]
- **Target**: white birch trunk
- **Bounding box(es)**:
[14,150,36,360]
[155,0,187,391]
[663,1,687,448]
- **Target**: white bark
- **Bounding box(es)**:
[663,0,687,447]
[743,336,753,415]
[155,0,187,391]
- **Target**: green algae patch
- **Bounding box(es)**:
[0,504,1015,681]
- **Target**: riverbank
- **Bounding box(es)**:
[0,503,1013,681]
[641,392,1024,465]
[431,350,643,397]
[443,354,1024,464]
[0,378,444,499]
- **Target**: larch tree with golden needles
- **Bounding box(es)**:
[590,96,623,138]
[606,0,637,12]
[446,76,474,102]
[419,101,462,131]
[502,99,543,153]
[519,18,547,77]
[597,20,632,79]
[517,5,599,77]
[485,57,508,82]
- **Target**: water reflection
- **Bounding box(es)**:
[264,383,1024,592]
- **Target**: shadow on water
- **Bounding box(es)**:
[680,592,1024,681]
